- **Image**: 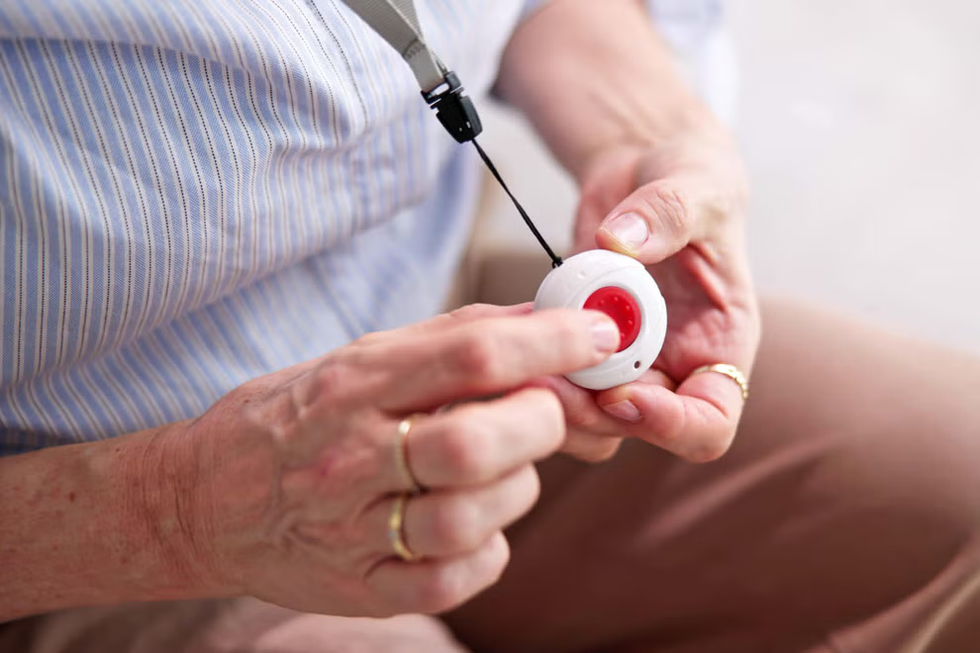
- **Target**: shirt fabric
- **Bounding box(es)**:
[0,0,724,456]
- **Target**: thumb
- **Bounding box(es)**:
[595,178,696,265]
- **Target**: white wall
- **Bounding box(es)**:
[476,0,980,353]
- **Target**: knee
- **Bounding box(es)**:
[793,398,980,628]
[752,299,980,546]
[739,300,980,632]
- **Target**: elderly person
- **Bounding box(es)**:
[1,0,978,651]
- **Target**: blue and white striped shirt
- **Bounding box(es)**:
[0,0,724,456]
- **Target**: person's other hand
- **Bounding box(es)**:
[156,304,619,617]
[544,128,761,463]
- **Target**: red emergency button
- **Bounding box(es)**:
[583,286,641,352]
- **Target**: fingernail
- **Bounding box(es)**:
[601,400,642,422]
[591,317,621,353]
[603,213,649,251]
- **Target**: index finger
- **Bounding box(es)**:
[365,303,534,343]
[374,308,620,413]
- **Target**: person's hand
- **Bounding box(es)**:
[156,304,620,617]
[543,128,761,463]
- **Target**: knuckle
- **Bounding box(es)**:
[438,418,492,480]
[219,381,267,420]
[554,389,606,433]
[516,465,542,508]
[448,303,492,322]
[310,360,356,409]
[653,415,685,451]
[483,532,511,584]
[510,389,564,455]
[416,567,469,614]
[644,185,692,239]
[451,331,501,381]
[524,387,563,425]
[431,498,481,552]
[535,394,567,449]
[683,431,735,464]
[312,361,344,395]
[579,174,605,205]
[351,331,385,349]
[578,438,623,463]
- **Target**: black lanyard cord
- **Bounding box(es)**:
[471,138,563,269]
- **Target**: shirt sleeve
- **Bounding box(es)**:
[519,0,551,22]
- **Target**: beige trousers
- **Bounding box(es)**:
[3,252,980,653]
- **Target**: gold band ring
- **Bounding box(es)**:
[690,363,750,400]
[395,416,423,494]
[389,493,419,562]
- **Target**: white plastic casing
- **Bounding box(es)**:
[533,250,667,390]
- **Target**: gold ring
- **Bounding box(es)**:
[389,493,419,562]
[395,416,423,493]
[691,363,750,400]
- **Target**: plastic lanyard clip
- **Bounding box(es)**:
[422,71,483,143]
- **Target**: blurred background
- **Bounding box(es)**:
[476,0,980,353]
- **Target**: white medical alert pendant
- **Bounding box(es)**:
[533,250,667,391]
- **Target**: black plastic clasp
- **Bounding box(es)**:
[422,71,483,143]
